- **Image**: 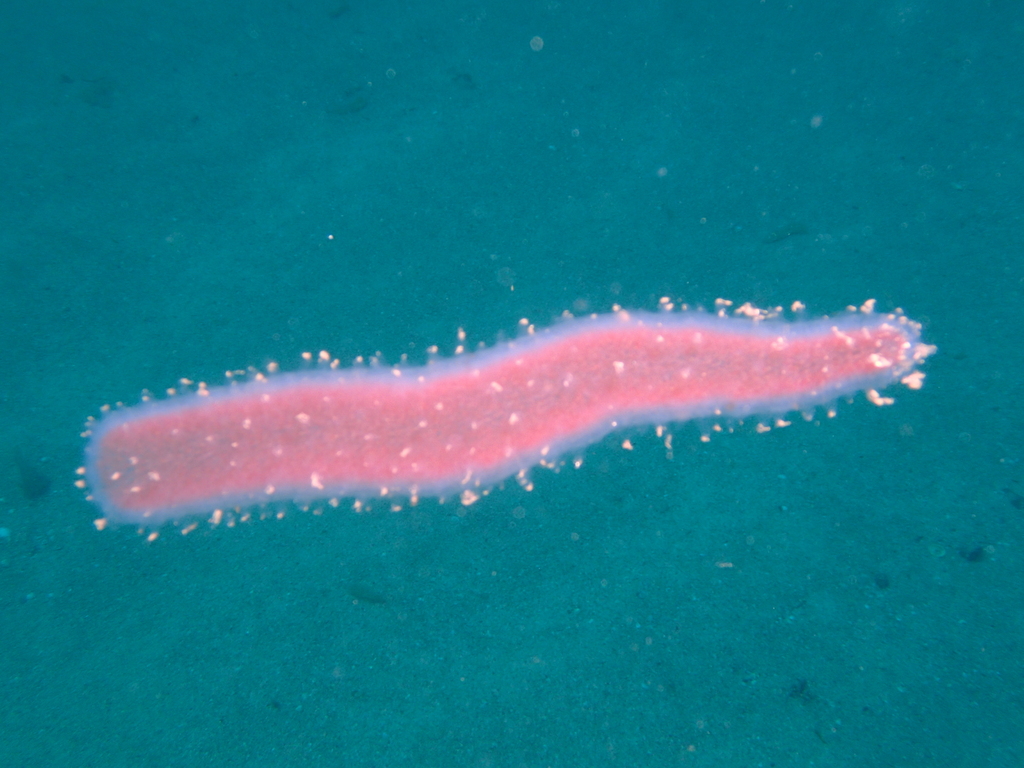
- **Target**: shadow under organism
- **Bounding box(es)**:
[14,449,51,500]
[346,582,387,605]
[762,222,809,244]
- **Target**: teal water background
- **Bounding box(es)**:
[1,1,1021,765]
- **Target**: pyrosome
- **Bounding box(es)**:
[79,300,935,530]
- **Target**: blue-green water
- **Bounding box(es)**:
[1,1,1020,765]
